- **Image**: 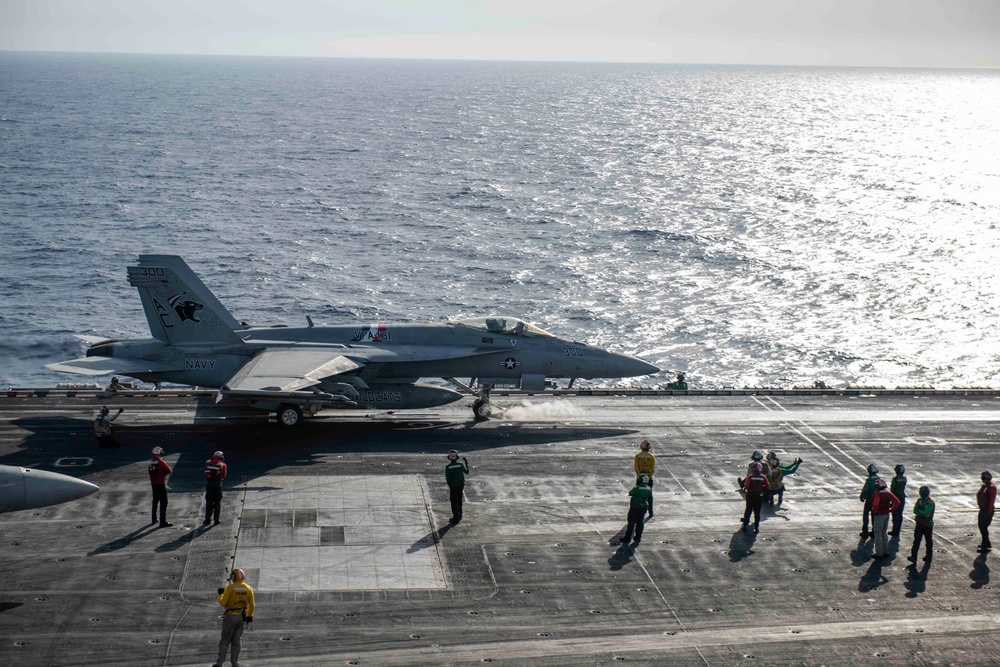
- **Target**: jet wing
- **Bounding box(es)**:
[45,357,179,376]
[224,348,363,393]
[336,345,514,363]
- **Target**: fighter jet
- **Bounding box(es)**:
[48,255,659,425]
[0,465,99,514]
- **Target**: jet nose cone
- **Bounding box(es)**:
[608,353,660,378]
[21,467,99,510]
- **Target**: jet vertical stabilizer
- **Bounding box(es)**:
[127,255,243,346]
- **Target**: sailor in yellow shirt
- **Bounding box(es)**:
[634,439,656,518]
[213,568,255,667]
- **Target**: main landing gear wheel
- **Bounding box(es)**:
[472,399,492,421]
[277,403,303,427]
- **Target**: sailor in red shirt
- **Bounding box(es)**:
[148,446,173,527]
[978,471,996,552]
[871,478,900,558]
[741,462,770,534]
[204,451,228,526]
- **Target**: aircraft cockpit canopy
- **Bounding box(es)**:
[455,316,555,338]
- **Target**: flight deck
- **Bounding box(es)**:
[2,391,1000,666]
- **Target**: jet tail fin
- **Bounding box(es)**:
[127,255,243,346]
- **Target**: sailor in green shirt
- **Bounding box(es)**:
[621,475,653,545]
[445,450,470,523]
[908,485,935,563]
[859,464,880,538]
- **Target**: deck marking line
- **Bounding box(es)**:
[752,397,861,480]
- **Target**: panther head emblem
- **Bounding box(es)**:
[167,293,204,323]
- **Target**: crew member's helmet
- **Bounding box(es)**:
[637,474,650,486]
[111,376,120,383]
[752,451,763,461]
[230,568,245,581]
[894,464,905,475]
[152,446,164,456]
[919,486,930,498]
[100,406,109,415]
[867,464,879,475]
[876,478,888,489]
[213,451,224,459]
[640,439,651,450]
[983,471,993,482]
[447,450,458,460]
[766,451,776,461]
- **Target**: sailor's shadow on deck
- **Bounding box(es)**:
[850,536,874,567]
[154,523,212,553]
[728,528,757,562]
[904,561,931,598]
[407,522,454,553]
[970,553,990,588]
[859,557,891,592]
[88,523,160,555]
[608,543,634,571]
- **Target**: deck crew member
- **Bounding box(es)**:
[889,464,907,536]
[871,478,900,559]
[106,376,123,393]
[94,406,123,440]
[738,450,766,489]
[214,568,255,667]
[446,450,469,523]
[908,486,935,563]
[764,451,802,506]
[149,446,173,527]
[622,475,653,545]
[742,462,770,534]
[859,464,880,538]
[634,439,656,518]
[204,451,228,526]
[978,471,996,553]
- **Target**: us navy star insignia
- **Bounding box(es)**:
[502,357,522,369]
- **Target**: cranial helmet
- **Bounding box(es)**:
[230,568,245,581]
[640,440,650,450]
[152,446,164,456]
[876,478,888,489]
[100,406,109,414]
[894,464,905,475]
[213,451,224,458]
[638,474,650,486]
[919,486,930,498]
[752,451,763,461]
[983,471,993,481]
[867,464,879,475]
[112,376,120,383]
[447,450,458,460]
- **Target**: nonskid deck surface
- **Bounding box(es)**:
[1,393,999,666]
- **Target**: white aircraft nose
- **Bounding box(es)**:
[608,353,660,378]
[0,466,100,513]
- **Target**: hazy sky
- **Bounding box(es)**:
[2,0,998,67]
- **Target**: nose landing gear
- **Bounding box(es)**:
[472,387,493,421]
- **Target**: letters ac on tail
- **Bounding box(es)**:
[47,255,659,426]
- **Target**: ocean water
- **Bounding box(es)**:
[2,52,999,390]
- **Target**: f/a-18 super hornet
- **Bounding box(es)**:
[48,255,658,425]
